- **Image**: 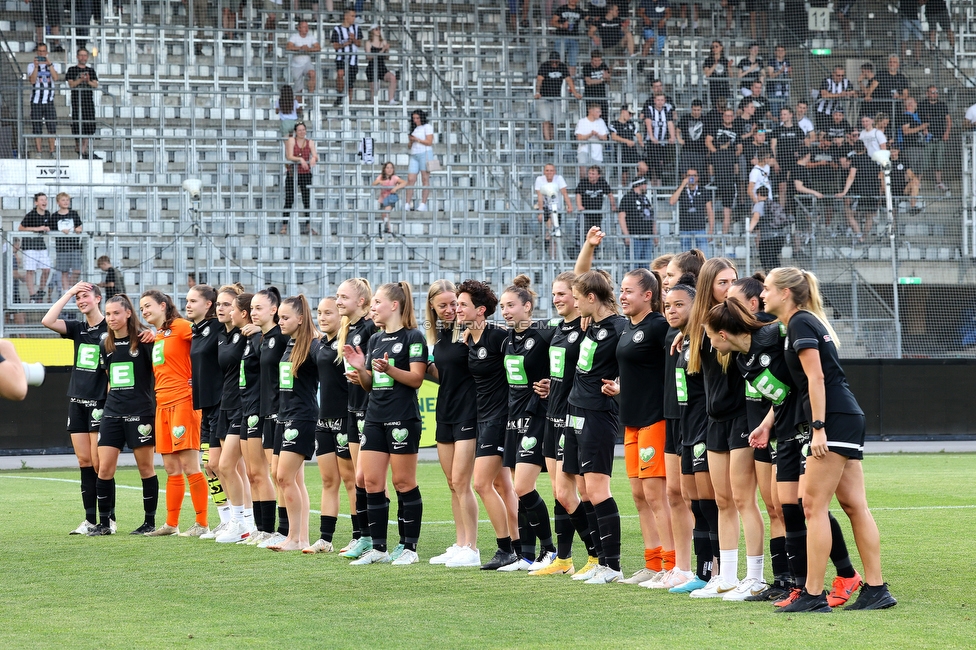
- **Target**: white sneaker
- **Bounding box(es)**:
[584,566,623,584]
[215,521,250,544]
[723,576,768,601]
[391,549,420,566]
[404,202,413,211]
[496,557,533,572]
[179,523,210,538]
[445,546,482,568]
[349,548,391,565]
[528,550,556,572]
[656,568,696,589]
[200,521,228,540]
[429,544,462,565]
[690,576,738,599]
[241,530,270,545]
[69,520,95,535]
[639,569,672,589]
[338,538,357,553]
[572,561,603,581]
[302,538,335,554]
[109,519,117,534]
[623,567,660,585]
[417,203,428,212]
[257,532,287,548]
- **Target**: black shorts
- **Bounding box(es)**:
[241,413,260,441]
[681,402,708,448]
[775,426,808,482]
[365,60,389,83]
[646,143,672,171]
[705,414,750,452]
[543,416,567,462]
[822,412,866,460]
[562,416,580,475]
[512,414,547,469]
[689,442,709,473]
[70,117,96,137]
[275,418,316,460]
[568,406,617,476]
[67,397,105,434]
[217,408,241,441]
[714,173,737,206]
[664,418,681,455]
[927,7,951,29]
[201,405,219,448]
[619,143,642,166]
[680,442,694,476]
[317,417,349,458]
[679,150,708,177]
[475,419,506,459]
[754,431,777,464]
[348,410,365,446]
[98,415,155,451]
[30,0,61,26]
[30,102,57,135]
[435,420,477,444]
[336,61,359,77]
[361,418,422,455]
[261,415,278,450]
[503,418,519,469]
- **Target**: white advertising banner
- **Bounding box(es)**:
[0,159,105,197]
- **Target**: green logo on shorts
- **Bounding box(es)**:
[172,425,185,438]
[521,436,538,450]
[558,434,565,449]
[336,433,348,447]
[577,338,597,372]
[769,439,778,452]
[91,409,103,421]
[693,442,706,459]
[284,428,299,441]
[76,343,100,370]
[392,428,409,443]
[138,424,152,436]
[357,420,365,433]
[801,443,811,458]
[568,415,585,433]
[248,415,259,428]
[675,368,688,404]
[640,446,655,463]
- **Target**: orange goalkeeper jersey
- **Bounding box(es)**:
[151,318,194,406]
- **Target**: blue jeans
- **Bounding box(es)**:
[630,236,654,262]
[554,37,579,69]
[680,230,712,258]
[642,28,666,56]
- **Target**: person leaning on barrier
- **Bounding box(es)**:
[18,192,55,303]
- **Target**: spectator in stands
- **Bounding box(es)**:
[748,186,785,272]
[71,0,96,55]
[669,166,714,253]
[705,107,741,234]
[53,192,83,292]
[889,145,922,214]
[735,99,759,161]
[581,50,611,119]
[7,238,27,310]
[617,177,655,261]
[737,80,771,121]
[676,98,707,177]
[534,163,574,238]
[795,100,815,138]
[919,85,951,192]
[703,40,730,107]
[704,96,729,135]
[643,92,675,185]
[187,272,197,288]
[746,0,768,42]
[550,0,585,76]
[372,162,408,234]
[575,102,610,178]
[96,255,121,299]
[275,85,300,137]
[588,3,636,61]
[772,107,805,205]
[575,165,616,237]
[835,142,880,243]
[815,65,855,133]
[825,107,853,148]
[405,110,435,212]
[19,192,54,302]
[646,79,675,115]
[65,48,99,160]
[857,113,888,157]
[637,0,670,63]
[365,26,397,104]
[875,55,910,114]
[747,145,772,203]
[897,96,928,176]
[287,19,320,105]
[926,0,955,51]
[282,122,318,234]
[263,0,281,44]
[835,0,857,46]
[737,42,764,96]
[790,149,827,201]
[609,105,643,186]
[331,8,363,107]
[900,0,924,64]
[185,0,214,56]
[27,43,59,159]
[27,0,63,52]
[766,45,792,119]
[535,51,581,143]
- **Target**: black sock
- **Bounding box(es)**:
[699,498,721,563]
[320,515,337,543]
[691,499,712,581]
[399,486,423,552]
[142,475,158,527]
[496,536,514,554]
[782,502,808,587]
[519,490,555,552]
[277,506,289,536]
[80,466,97,524]
[517,502,535,559]
[553,501,573,559]
[366,491,389,552]
[828,511,857,578]
[569,501,596,557]
[583,500,604,563]
[594,497,621,572]
[356,486,370,539]
[263,500,277,533]
[770,535,789,584]
[350,496,362,539]
[96,477,115,527]
[395,495,404,545]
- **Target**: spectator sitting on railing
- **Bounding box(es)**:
[736,42,764,96]
[53,192,84,291]
[705,107,741,234]
[365,26,397,104]
[609,105,643,187]
[918,85,951,193]
[791,149,826,202]
[856,62,879,120]
[27,0,63,52]
[582,50,611,119]
[27,43,59,159]
[372,162,408,234]
[737,80,771,121]
[896,96,928,179]
[535,51,581,143]
[703,40,731,107]
[587,3,636,63]
[287,19,320,105]
[331,8,363,107]
[534,163,574,242]
[856,113,888,157]
[66,48,100,160]
[834,142,878,244]
[676,98,707,178]
[576,102,610,179]
[875,55,910,108]
[765,45,791,118]
[275,84,300,137]
[637,0,670,67]
[575,165,616,237]
[18,192,54,303]
[887,145,922,215]
[282,122,318,235]
[550,0,585,77]
[815,65,856,134]
[669,167,714,253]
[926,0,955,52]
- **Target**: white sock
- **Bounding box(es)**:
[231,504,245,523]
[720,549,739,584]
[217,505,231,524]
[747,554,765,581]
[243,507,254,528]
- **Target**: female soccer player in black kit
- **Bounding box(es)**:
[344,282,428,566]
[269,295,320,552]
[426,280,481,568]
[89,294,158,535]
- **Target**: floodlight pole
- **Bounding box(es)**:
[878,159,903,359]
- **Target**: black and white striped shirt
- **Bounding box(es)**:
[27,62,59,104]
[817,76,850,115]
[331,23,363,65]
[646,106,671,143]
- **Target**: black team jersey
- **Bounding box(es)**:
[663,327,681,420]
[700,338,747,422]
[741,312,776,432]
[279,338,321,421]
[676,338,707,446]
[546,316,583,420]
[62,318,109,399]
[784,311,862,426]
[239,332,263,417]
[738,321,796,438]
[100,337,156,417]
[432,328,477,424]
[316,335,349,421]
[468,323,509,423]
[364,327,427,423]
[217,326,246,412]
[259,325,291,417]
[616,312,669,427]
[569,314,628,412]
[344,317,375,413]
[504,322,555,417]
[190,318,222,410]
